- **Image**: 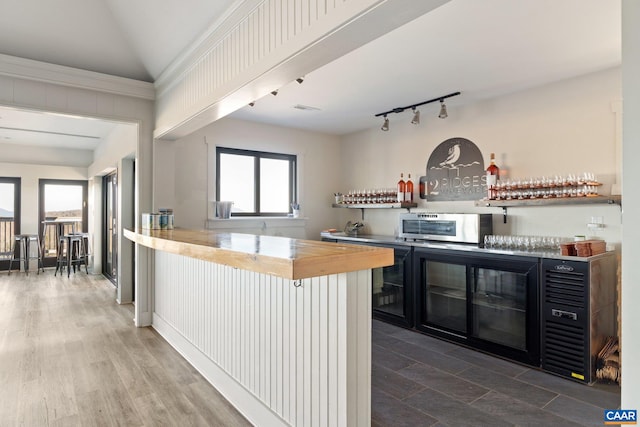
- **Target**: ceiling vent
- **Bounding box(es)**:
[293,104,321,111]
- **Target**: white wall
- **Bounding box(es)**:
[88,123,137,175]
[338,68,622,245]
[0,162,87,235]
[621,0,639,410]
[154,117,342,240]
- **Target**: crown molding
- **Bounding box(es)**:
[0,53,155,101]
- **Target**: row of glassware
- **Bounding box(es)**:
[491,184,600,201]
[492,172,599,190]
[484,234,573,251]
[337,189,402,204]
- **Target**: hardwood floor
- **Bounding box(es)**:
[0,270,250,427]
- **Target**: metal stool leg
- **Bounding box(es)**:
[67,237,74,278]
[77,234,89,273]
[28,235,44,274]
[36,235,44,274]
[55,236,66,277]
[23,237,29,276]
[8,237,18,275]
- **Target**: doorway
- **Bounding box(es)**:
[39,179,88,268]
[103,171,118,285]
[0,177,21,271]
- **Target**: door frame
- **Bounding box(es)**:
[102,171,118,285]
[0,177,21,270]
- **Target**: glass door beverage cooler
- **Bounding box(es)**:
[414,247,540,366]
[322,239,413,328]
[371,244,413,328]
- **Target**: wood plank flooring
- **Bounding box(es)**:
[2,269,622,426]
[0,270,250,427]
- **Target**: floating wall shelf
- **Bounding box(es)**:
[474,195,621,223]
[332,202,418,220]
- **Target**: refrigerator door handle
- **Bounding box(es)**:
[551,308,577,321]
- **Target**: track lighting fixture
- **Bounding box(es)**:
[296,76,305,84]
[411,108,420,125]
[438,99,448,119]
[271,90,278,96]
[381,115,390,131]
[375,91,460,131]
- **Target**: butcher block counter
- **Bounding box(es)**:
[124,227,392,427]
[123,227,393,279]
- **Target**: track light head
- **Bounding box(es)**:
[438,99,448,119]
[381,115,390,132]
[271,90,278,96]
[411,108,420,125]
[296,76,304,84]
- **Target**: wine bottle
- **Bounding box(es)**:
[486,153,500,200]
[397,173,406,202]
[405,173,414,202]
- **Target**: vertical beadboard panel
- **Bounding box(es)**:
[154,0,372,136]
[153,251,371,425]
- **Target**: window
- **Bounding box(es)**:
[216,147,297,216]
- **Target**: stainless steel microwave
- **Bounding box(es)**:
[398,213,493,244]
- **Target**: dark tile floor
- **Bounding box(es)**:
[371,320,620,427]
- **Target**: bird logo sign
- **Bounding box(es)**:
[422,137,487,202]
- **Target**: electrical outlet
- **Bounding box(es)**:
[588,216,605,230]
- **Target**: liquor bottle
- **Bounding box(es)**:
[405,173,414,203]
[397,173,406,202]
[486,153,500,200]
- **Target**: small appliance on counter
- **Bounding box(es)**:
[344,221,365,236]
[398,212,492,244]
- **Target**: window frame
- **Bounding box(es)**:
[216,147,297,217]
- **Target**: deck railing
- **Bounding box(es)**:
[0,217,15,259]
[1,217,84,260]
[42,219,82,257]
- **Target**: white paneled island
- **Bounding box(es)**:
[124,228,393,426]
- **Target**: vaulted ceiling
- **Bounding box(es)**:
[0,0,237,81]
[0,0,622,154]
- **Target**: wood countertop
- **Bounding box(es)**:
[124,228,394,280]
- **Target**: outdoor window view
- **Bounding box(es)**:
[41,183,84,258]
[0,182,15,261]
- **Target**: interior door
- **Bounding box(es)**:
[103,172,118,285]
[0,177,21,271]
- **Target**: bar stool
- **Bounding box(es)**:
[8,234,44,275]
[55,234,88,277]
[76,232,91,272]
[69,233,89,274]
